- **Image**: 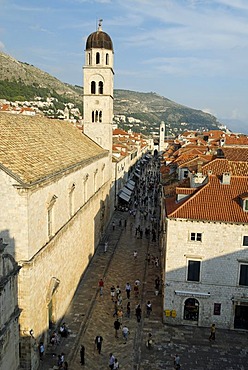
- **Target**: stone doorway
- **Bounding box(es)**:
[234,303,248,330]
[183,298,199,322]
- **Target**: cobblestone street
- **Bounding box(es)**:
[39,162,248,370]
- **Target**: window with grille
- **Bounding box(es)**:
[190,232,202,242]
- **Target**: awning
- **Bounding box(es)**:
[122,187,132,196]
[125,181,135,191]
[118,192,131,203]
[125,183,135,191]
[128,179,135,186]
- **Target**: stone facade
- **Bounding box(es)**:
[163,218,248,329]
[0,150,112,369]
[0,239,21,370]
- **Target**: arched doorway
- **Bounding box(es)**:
[184,298,199,322]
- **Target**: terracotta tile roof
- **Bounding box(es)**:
[202,159,248,176]
[176,187,196,195]
[166,174,248,223]
[179,155,213,171]
[203,130,226,139]
[113,128,128,136]
[224,135,248,146]
[222,147,248,161]
[0,113,107,186]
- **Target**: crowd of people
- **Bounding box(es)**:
[39,155,165,369]
[89,156,163,368]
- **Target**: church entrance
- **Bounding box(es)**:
[183,298,199,322]
[234,303,248,330]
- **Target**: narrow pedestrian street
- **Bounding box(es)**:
[39,158,247,370]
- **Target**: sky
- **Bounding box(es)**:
[1,0,248,133]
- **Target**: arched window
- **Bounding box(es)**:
[99,111,102,123]
[91,81,96,94]
[99,81,103,94]
[106,53,109,65]
[88,52,91,65]
[96,52,100,64]
[184,298,199,321]
[95,111,99,122]
[92,111,94,123]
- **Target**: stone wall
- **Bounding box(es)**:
[163,218,248,328]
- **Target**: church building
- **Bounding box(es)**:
[0,22,115,369]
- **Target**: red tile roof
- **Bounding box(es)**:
[202,159,248,176]
[224,135,248,146]
[166,174,248,223]
[222,147,248,161]
[113,128,129,136]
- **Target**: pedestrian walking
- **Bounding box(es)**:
[117,293,122,306]
[114,319,121,338]
[113,358,119,369]
[155,276,160,295]
[133,250,137,259]
[124,219,127,228]
[57,354,63,368]
[155,276,160,290]
[98,278,104,296]
[95,335,103,354]
[110,285,115,301]
[122,325,129,343]
[39,342,45,360]
[146,333,153,349]
[62,361,68,369]
[174,354,181,369]
[209,323,216,341]
[112,221,115,230]
[135,304,142,322]
[126,301,131,318]
[104,242,108,253]
[80,345,85,365]
[113,300,118,317]
[119,219,122,227]
[155,256,159,267]
[116,285,121,298]
[117,308,123,323]
[125,282,131,299]
[134,283,139,298]
[146,300,152,317]
[109,353,115,369]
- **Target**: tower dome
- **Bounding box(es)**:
[86,20,113,51]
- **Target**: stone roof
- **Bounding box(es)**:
[0,113,107,186]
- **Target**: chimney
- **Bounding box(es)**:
[197,161,203,174]
[221,172,231,185]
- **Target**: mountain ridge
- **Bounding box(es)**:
[0,51,222,135]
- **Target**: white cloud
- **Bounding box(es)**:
[216,0,248,11]
[0,40,5,50]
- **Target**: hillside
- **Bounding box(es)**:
[0,51,222,135]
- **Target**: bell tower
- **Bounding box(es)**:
[159,121,165,153]
[83,19,114,152]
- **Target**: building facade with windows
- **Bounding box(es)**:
[162,171,248,330]
[0,113,112,369]
[0,22,115,369]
